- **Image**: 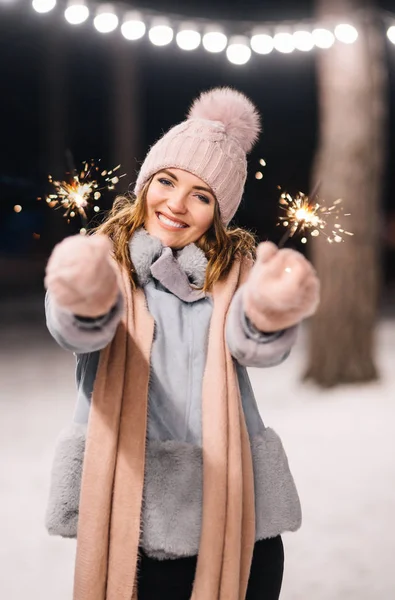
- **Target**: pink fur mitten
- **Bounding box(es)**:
[243,241,320,332]
[44,234,120,317]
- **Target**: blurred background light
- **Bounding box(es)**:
[293,30,314,51]
[64,1,89,25]
[334,23,358,44]
[93,5,118,34]
[250,32,274,55]
[121,11,146,40]
[176,23,201,51]
[32,0,56,13]
[226,35,252,65]
[148,20,174,46]
[202,28,228,53]
[387,26,395,44]
[273,31,295,53]
[312,28,335,49]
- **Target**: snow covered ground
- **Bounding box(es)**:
[1,296,394,600]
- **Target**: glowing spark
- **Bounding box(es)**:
[276,187,353,247]
[44,159,126,226]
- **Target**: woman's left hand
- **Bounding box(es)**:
[243,241,320,332]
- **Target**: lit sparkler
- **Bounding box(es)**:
[44,157,126,231]
[277,182,353,248]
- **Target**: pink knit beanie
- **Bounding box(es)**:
[134,87,261,225]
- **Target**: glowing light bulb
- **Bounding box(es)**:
[121,12,146,40]
[93,5,118,34]
[32,0,56,13]
[202,29,227,53]
[250,33,274,55]
[149,22,174,46]
[273,32,295,54]
[64,1,89,25]
[312,28,335,49]
[226,36,251,65]
[293,30,314,52]
[334,24,358,44]
[176,25,201,51]
[387,26,395,45]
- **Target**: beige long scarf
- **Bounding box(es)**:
[73,255,255,600]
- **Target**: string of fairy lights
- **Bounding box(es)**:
[25,0,395,66]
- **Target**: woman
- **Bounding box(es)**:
[44,87,319,600]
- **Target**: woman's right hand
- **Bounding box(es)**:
[44,234,120,317]
[243,242,320,332]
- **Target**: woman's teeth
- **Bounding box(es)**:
[158,213,187,228]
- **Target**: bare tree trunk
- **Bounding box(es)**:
[41,25,70,248]
[304,0,387,387]
[109,38,142,195]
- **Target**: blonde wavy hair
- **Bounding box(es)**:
[94,177,257,292]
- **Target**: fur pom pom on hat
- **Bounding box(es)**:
[188,87,260,153]
[134,87,261,224]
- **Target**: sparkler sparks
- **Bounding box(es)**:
[277,186,353,248]
[44,159,126,230]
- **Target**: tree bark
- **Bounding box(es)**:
[304,0,387,387]
[41,24,71,248]
[109,38,142,195]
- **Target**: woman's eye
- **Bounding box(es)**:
[197,194,210,204]
[158,178,173,186]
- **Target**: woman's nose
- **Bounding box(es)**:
[166,193,188,214]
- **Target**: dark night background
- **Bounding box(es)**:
[1,0,395,297]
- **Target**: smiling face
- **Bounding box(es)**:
[143,168,216,249]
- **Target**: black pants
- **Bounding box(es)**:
[137,536,284,600]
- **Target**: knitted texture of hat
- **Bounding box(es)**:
[134,87,261,224]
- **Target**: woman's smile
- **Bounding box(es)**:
[156,211,189,230]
